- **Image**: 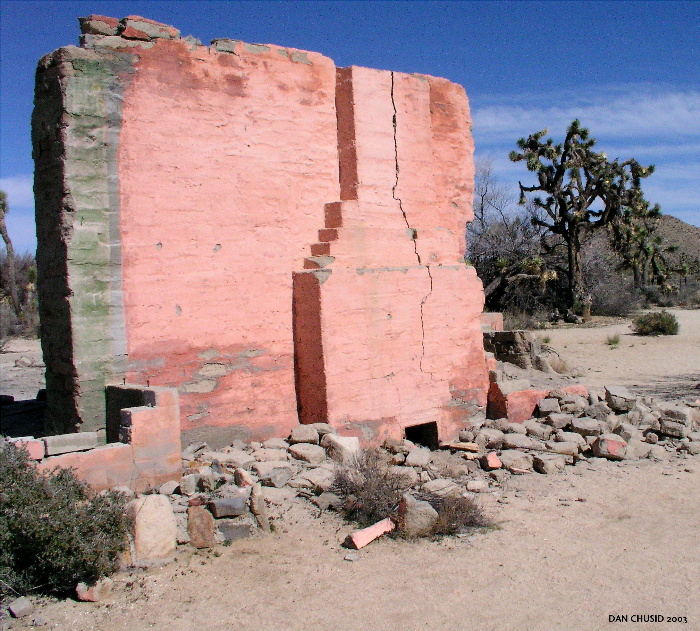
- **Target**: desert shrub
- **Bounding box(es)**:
[332,448,410,527]
[414,491,492,536]
[605,334,620,348]
[632,310,679,336]
[0,440,132,597]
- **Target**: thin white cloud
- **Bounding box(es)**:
[472,86,700,143]
[0,174,34,209]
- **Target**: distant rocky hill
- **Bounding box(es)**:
[654,215,700,267]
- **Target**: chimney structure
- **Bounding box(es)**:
[33,15,489,446]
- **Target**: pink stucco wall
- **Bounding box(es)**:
[38,16,489,446]
[117,39,340,441]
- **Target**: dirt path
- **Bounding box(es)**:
[33,458,700,631]
[542,308,700,400]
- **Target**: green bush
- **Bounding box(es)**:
[632,310,679,336]
[0,440,132,597]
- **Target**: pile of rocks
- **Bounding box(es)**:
[128,385,698,560]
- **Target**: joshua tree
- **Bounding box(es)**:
[0,190,19,315]
[510,119,656,309]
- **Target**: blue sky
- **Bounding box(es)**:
[1,0,699,254]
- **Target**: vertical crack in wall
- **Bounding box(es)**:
[390,72,434,379]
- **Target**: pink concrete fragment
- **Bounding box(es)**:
[76,577,113,602]
[480,452,502,471]
[481,312,504,332]
[9,438,44,461]
[120,16,180,40]
[344,517,395,550]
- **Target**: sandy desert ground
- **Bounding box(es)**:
[2,309,699,631]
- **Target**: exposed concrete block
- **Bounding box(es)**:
[43,432,98,456]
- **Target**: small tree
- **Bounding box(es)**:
[609,196,665,290]
[509,120,656,309]
[0,190,19,316]
[468,160,553,311]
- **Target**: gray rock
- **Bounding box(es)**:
[658,404,693,425]
[494,419,527,434]
[422,478,462,497]
[288,467,335,492]
[405,446,431,468]
[625,439,653,460]
[43,432,98,456]
[311,492,343,510]
[208,497,248,518]
[613,422,642,443]
[570,416,604,437]
[466,479,489,492]
[259,468,293,488]
[289,425,320,445]
[212,448,255,469]
[545,441,579,456]
[659,418,688,439]
[217,518,256,542]
[309,423,337,437]
[475,428,505,449]
[648,445,670,461]
[288,443,326,464]
[197,465,216,492]
[129,495,177,564]
[249,483,271,532]
[397,493,438,537]
[604,385,637,412]
[680,440,700,456]
[533,453,567,474]
[252,448,289,462]
[8,597,33,618]
[537,398,561,416]
[321,433,360,464]
[252,460,293,477]
[555,430,587,448]
[179,473,199,496]
[502,434,542,451]
[523,419,553,441]
[498,450,534,471]
[383,437,415,454]
[187,505,217,548]
[545,413,574,429]
[158,480,180,496]
[262,437,289,450]
[585,401,614,421]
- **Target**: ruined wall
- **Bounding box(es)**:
[34,15,488,446]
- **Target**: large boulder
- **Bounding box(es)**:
[397,494,438,537]
[320,433,360,464]
[129,495,177,564]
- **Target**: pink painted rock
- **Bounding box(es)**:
[480,452,502,471]
[344,517,395,549]
[592,434,627,460]
[76,577,114,602]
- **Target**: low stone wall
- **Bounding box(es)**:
[11,385,181,493]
